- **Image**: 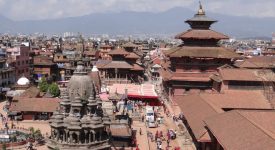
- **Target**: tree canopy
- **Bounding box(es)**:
[38,77,49,92]
[38,77,60,97]
[49,83,60,97]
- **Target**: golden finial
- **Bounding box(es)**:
[197,1,205,15]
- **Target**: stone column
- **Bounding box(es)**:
[93,131,95,142]
[63,130,66,143]
[89,131,91,143]
[99,130,102,141]
[77,132,80,144]
[84,130,88,144]
[69,132,73,143]
[65,130,69,143]
[57,130,60,141]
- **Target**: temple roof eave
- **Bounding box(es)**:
[165,46,240,59]
[185,14,217,23]
[175,29,229,40]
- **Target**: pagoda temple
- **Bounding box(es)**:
[97,45,144,85]
[47,62,111,150]
[161,3,239,97]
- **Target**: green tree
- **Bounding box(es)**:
[28,127,43,140]
[49,83,60,97]
[28,127,35,139]
[38,77,49,92]
[34,129,42,140]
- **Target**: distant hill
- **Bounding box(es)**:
[0,7,274,38]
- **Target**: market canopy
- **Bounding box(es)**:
[108,83,158,99]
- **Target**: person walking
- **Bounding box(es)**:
[139,128,142,135]
[167,139,170,147]
[141,115,144,122]
[155,131,159,142]
[160,131,163,138]
[167,130,171,140]
[151,134,154,142]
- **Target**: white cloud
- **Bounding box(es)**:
[0,0,274,20]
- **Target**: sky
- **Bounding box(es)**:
[0,0,275,21]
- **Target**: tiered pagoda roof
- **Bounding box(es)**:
[165,2,238,59]
[100,61,133,69]
[125,52,140,59]
[175,29,229,40]
[165,46,239,58]
[99,47,143,70]
[108,47,129,55]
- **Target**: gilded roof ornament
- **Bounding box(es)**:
[197,1,205,15]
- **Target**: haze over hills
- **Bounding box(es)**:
[0,7,274,38]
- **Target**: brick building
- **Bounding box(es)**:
[33,55,57,81]
[6,46,30,80]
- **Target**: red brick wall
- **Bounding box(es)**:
[15,46,30,80]
[23,113,34,120]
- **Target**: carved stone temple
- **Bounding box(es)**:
[47,61,111,150]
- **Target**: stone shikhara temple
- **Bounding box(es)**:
[47,61,111,150]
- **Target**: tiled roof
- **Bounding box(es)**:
[10,97,61,112]
[174,94,221,142]
[96,60,112,68]
[234,60,257,68]
[165,46,240,58]
[202,90,272,110]
[131,64,144,71]
[237,56,275,69]
[186,14,217,22]
[101,61,133,69]
[108,48,129,55]
[219,68,262,81]
[19,86,40,98]
[205,110,275,150]
[160,70,211,82]
[125,52,140,59]
[175,29,229,40]
[174,89,273,143]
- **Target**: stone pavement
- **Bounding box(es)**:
[152,81,196,150]
[130,103,195,150]
[163,100,196,150]
[132,121,150,150]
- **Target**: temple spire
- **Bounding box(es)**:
[185,1,217,29]
[197,1,205,15]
